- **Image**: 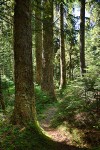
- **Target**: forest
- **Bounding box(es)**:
[0,0,100,150]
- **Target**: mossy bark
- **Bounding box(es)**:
[35,0,42,85]
[12,0,36,125]
[28,122,88,150]
[59,3,66,89]
[80,0,86,75]
[42,0,56,100]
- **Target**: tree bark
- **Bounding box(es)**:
[59,2,66,89]
[42,0,56,100]
[35,0,42,85]
[12,0,36,125]
[80,0,86,75]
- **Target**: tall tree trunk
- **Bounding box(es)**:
[42,0,56,100]
[59,2,66,89]
[69,51,72,80]
[35,0,42,85]
[80,0,86,75]
[0,72,5,111]
[12,0,36,125]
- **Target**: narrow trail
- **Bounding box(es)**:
[39,106,71,144]
[39,106,100,150]
[39,106,90,150]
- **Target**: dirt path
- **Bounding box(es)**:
[39,107,90,150]
[39,106,100,150]
[39,106,71,144]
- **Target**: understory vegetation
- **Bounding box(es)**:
[0,77,100,150]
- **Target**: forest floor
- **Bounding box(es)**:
[39,105,100,150]
[0,108,89,150]
[39,106,68,142]
[0,84,100,150]
[0,104,100,150]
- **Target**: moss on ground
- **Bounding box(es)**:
[0,121,89,150]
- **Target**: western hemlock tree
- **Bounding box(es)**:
[35,0,42,85]
[42,0,56,100]
[59,2,66,89]
[80,0,86,75]
[12,0,36,125]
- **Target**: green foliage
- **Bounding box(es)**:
[82,69,100,90]
[35,85,54,115]
[53,83,85,125]
[52,81,100,129]
[0,0,14,80]
[2,75,14,90]
[0,124,53,150]
[1,76,14,110]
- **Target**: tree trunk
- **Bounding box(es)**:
[35,0,42,85]
[12,0,36,125]
[59,2,66,89]
[42,0,56,100]
[69,51,72,80]
[80,0,86,75]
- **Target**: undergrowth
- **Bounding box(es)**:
[0,78,100,150]
[52,81,100,130]
[35,85,54,116]
[51,81,100,149]
[0,123,55,150]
